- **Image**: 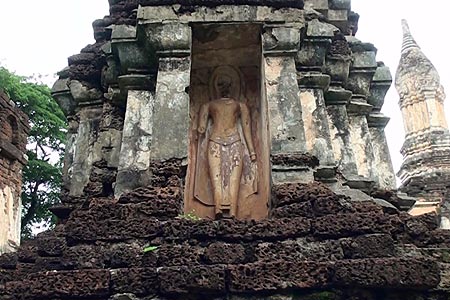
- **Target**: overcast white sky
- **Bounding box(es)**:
[0,0,448,186]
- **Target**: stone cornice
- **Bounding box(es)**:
[137,5,305,24]
[138,0,304,8]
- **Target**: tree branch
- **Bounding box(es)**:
[21,181,43,230]
[37,142,49,160]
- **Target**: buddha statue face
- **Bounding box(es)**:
[215,74,233,98]
[209,66,242,101]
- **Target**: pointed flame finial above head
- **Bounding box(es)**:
[401,19,420,53]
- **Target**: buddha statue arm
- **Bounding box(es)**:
[240,102,256,161]
[198,103,209,134]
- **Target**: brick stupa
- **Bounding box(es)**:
[1,1,450,299]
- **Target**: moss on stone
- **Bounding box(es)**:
[294,291,337,300]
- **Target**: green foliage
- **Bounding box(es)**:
[143,246,159,253]
[441,250,450,263]
[177,211,202,221]
[0,66,67,238]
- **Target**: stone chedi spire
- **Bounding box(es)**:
[395,20,450,228]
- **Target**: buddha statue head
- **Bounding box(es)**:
[209,65,242,101]
[215,74,233,98]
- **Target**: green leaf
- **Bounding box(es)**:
[143,246,159,253]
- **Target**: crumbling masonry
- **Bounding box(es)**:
[1,0,450,299]
[0,91,29,254]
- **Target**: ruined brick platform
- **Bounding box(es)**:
[1,182,449,300]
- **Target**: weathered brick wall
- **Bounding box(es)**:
[1,182,449,299]
[0,91,30,254]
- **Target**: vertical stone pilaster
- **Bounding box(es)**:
[150,56,191,161]
[368,63,391,113]
[324,32,358,179]
[61,118,77,197]
[298,78,335,167]
[63,74,103,197]
[296,18,338,181]
[52,69,77,198]
[424,88,447,129]
[139,22,192,162]
[54,53,126,201]
[263,24,312,184]
[263,25,306,155]
[68,105,103,197]
[53,67,104,199]
[325,90,358,178]
[367,64,396,189]
[345,37,378,184]
[367,114,396,189]
[110,22,161,197]
[347,113,376,180]
[115,88,155,197]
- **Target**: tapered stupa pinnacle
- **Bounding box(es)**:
[401,19,420,53]
[396,19,441,95]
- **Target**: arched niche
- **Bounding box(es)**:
[4,115,19,146]
[184,23,270,220]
